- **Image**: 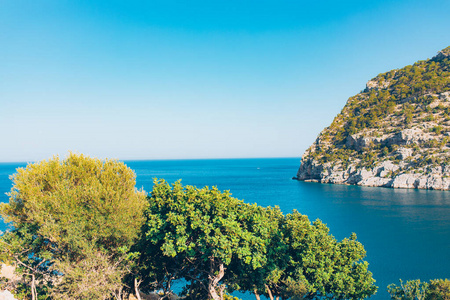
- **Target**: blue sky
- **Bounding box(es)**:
[1,0,449,162]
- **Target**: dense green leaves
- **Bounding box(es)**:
[265,212,377,300]
[388,279,450,300]
[136,181,377,300]
[1,154,378,299]
[137,180,270,300]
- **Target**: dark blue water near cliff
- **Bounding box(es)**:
[1,158,450,299]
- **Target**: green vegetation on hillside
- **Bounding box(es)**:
[337,47,450,140]
[305,46,450,172]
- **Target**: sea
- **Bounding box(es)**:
[1,158,450,299]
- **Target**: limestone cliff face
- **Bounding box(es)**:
[296,46,450,190]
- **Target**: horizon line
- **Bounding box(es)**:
[0,156,301,164]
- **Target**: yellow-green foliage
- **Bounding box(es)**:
[427,279,450,300]
[223,294,242,300]
[2,153,148,253]
[0,153,148,299]
[388,279,450,300]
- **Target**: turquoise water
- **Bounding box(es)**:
[2,158,450,299]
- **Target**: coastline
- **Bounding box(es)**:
[294,160,450,190]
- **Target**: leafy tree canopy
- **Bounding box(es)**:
[137,179,269,300]
[0,153,148,299]
[0,154,378,300]
[388,279,450,300]
[136,180,377,300]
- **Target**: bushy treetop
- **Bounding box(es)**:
[0,153,148,299]
[2,153,148,254]
[136,180,377,300]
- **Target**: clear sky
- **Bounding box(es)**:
[1,0,449,162]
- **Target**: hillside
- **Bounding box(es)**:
[295,46,450,190]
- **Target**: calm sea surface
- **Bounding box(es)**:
[1,158,450,299]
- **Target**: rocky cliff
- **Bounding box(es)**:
[295,46,450,190]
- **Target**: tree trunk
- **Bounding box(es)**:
[265,284,274,300]
[208,259,225,300]
[135,278,142,300]
[219,285,224,300]
[254,289,261,300]
[31,274,37,300]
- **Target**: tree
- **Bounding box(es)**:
[388,279,450,300]
[137,180,269,300]
[0,224,54,300]
[225,205,287,300]
[388,279,429,300]
[427,279,450,300]
[0,153,148,299]
[231,210,377,300]
[138,180,377,300]
[281,211,377,299]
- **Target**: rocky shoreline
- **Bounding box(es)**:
[295,123,450,190]
[295,159,450,190]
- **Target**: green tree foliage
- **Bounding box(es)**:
[388,279,450,300]
[225,205,287,300]
[259,211,377,300]
[0,154,378,300]
[0,225,53,300]
[137,181,377,300]
[427,279,450,300]
[137,180,269,300]
[52,250,127,300]
[388,279,428,300]
[0,153,148,299]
